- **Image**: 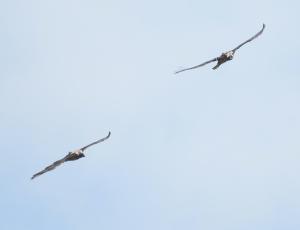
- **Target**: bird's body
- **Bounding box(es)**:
[212,50,235,70]
[64,150,85,161]
[31,131,111,180]
[175,24,265,74]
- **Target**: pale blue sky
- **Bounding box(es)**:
[1,0,300,229]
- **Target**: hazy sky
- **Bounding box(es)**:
[1,0,300,229]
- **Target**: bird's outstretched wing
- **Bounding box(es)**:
[31,156,67,180]
[80,131,111,151]
[232,24,265,52]
[174,57,218,74]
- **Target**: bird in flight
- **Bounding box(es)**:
[175,24,266,74]
[31,131,111,180]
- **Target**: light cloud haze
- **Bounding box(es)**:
[1,0,300,229]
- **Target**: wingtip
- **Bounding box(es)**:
[174,70,184,75]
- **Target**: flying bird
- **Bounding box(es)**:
[31,131,111,180]
[175,24,266,74]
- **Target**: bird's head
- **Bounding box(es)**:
[226,51,234,60]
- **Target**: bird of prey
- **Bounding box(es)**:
[175,24,266,74]
[31,131,111,180]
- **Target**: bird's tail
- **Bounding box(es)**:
[212,64,220,70]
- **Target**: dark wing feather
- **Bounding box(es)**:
[174,57,218,74]
[80,131,111,151]
[31,157,67,180]
[232,24,265,52]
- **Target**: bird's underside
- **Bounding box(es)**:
[175,24,265,74]
[31,131,111,180]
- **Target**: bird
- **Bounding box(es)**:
[174,24,266,74]
[31,131,111,180]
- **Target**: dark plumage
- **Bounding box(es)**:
[31,131,111,180]
[175,24,266,74]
